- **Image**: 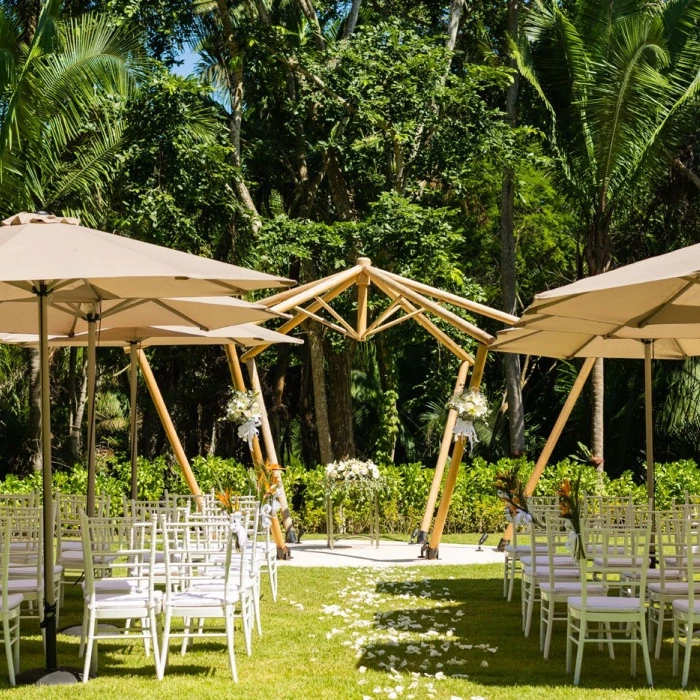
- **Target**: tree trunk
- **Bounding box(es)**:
[307,320,333,465]
[27,347,42,473]
[499,0,526,456]
[68,347,88,463]
[342,0,362,39]
[326,341,356,459]
[585,216,612,465]
[269,345,290,460]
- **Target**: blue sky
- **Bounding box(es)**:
[171,49,199,78]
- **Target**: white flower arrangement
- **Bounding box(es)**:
[325,458,381,484]
[447,389,489,452]
[225,390,262,424]
[447,389,490,422]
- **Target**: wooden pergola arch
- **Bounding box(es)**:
[237,257,517,558]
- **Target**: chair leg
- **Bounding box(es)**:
[142,618,151,657]
[82,611,97,683]
[655,602,665,659]
[544,599,555,660]
[160,609,172,678]
[181,617,190,656]
[573,618,586,686]
[682,620,694,689]
[225,610,238,682]
[508,557,516,602]
[254,581,262,637]
[566,612,573,674]
[12,617,19,674]
[524,581,536,637]
[672,617,680,676]
[639,615,653,687]
[604,622,615,659]
[3,616,15,687]
[630,618,638,676]
[503,557,509,598]
[149,608,161,679]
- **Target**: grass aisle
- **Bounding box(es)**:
[0,563,693,698]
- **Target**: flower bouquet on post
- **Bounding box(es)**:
[225,389,262,448]
[447,389,489,452]
[251,459,284,530]
[557,474,584,560]
[494,466,539,527]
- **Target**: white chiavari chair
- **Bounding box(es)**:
[80,515,161,682]
[567,521,653,686]
[0,517,23,686]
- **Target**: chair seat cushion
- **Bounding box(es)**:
[505,543,548,554]
[522,566,580,579]
[540,582,605,595]
[86,579,148,594]
[664,556,700,568]
[622,568,681,581]
[60,541,83,551]
[0,579,42,594]
[8,565,63,579]
[87,590,162,610]
[649,581,700,595]
[2,594,24,610]
[165,590,240,608]
[592,556,645,568]
[673,599,700,614]
[587,544,627,555]
[568,595,644,613]
[520,555,576,568]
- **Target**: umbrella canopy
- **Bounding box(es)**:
[0,296,285,334]
[0,212,292,300]
[490,327,695,359]
[0,212,293,677]
[4,323,303,347]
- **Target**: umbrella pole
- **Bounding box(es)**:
[644,342,654,508]
[39,287,58,670]
[86,313,97,517]
[129,343,138,501]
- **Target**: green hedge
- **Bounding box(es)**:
[2,454,697,533]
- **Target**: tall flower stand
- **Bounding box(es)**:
[325,490,380,550]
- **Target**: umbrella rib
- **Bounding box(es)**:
[100,299,146,319]
[567,334,597,359]
[206,280,246,295]
[634,278,697,328]
[152,299,210,330]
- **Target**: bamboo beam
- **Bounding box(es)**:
[241,275,357,362]
[356,257,371,337]
[136,349,202,499]
[362,298,402,338]
[86,313,97,517]
[224,345,289,556]
[246,357,296,538]
[371,274,473,361]
[364,307,425,338]
[292,304,358,338]
[271,266,361,314]
[381,269,519,325]
[369,268,494,345]
[417,360,471,543]
[314,295,359,338]
[425,344,488,558]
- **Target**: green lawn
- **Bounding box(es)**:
[1,562,695,699]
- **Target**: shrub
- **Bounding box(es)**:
[0,454,694,532]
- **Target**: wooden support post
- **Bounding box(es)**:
[416,360,471,544]
[246,356,297,542]
[224,344,289,558]
[86,312,97,517]
[425,344,488,559]
[136,349,202,501]
[129,343,139,501]
[500,356,596,546]
[644,343,654,507]
[356,257,371,337]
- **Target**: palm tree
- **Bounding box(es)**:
[0,0,145,469]
[513,0,700,463]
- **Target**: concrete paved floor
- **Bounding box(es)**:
[280,538,504,567]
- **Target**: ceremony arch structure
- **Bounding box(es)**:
[237,257,517,558]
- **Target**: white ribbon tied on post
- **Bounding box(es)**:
[261,498,281,530]
[237,416,262,449]
[565,528,578,555]
[230,513,248,548]
[513,509,533,527]
[453,417,478,452]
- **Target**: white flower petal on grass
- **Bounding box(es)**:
[435,672,446,680]
[480,660,489,668]
[359,666,367,674]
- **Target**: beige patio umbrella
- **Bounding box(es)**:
[0,212,293,677]
[491,237,700,510]
[21,323,303,499]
